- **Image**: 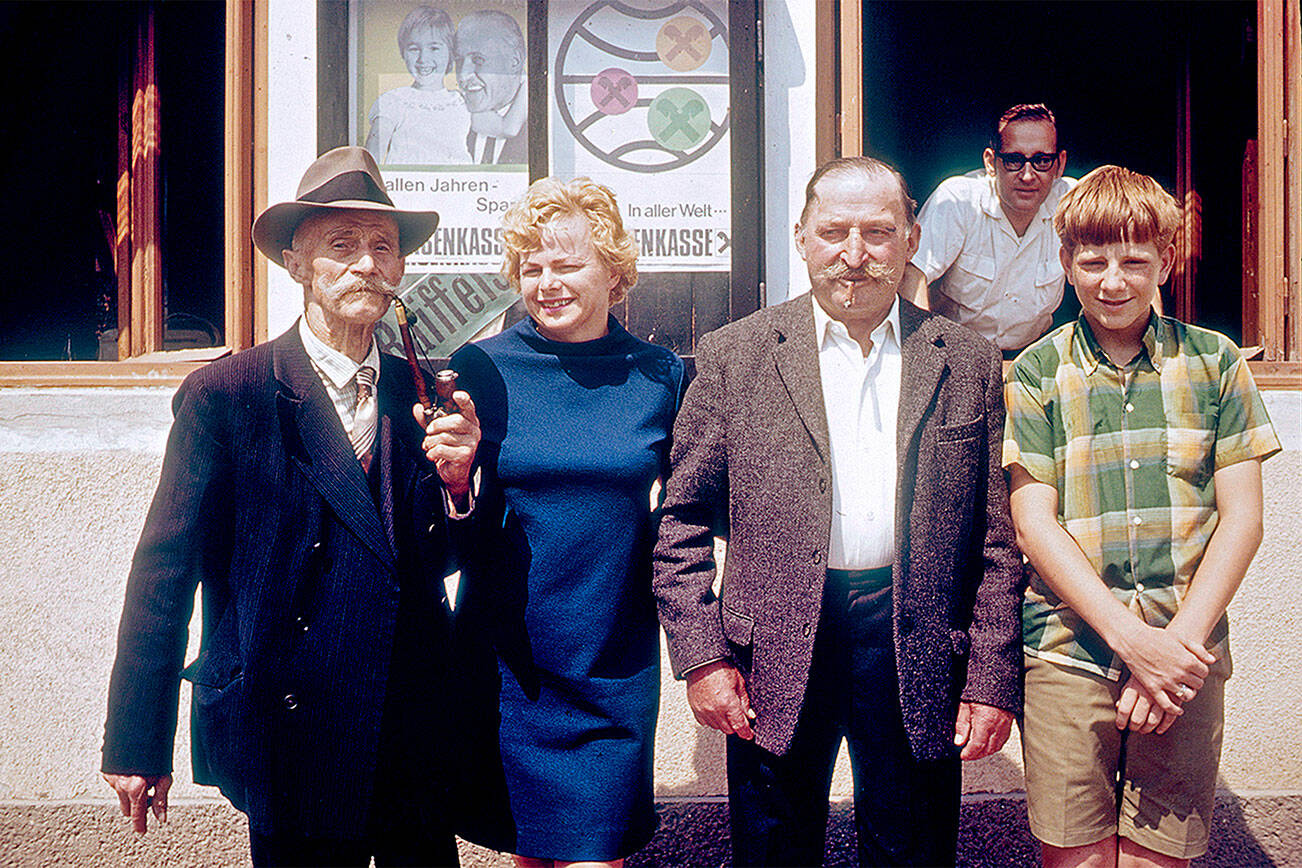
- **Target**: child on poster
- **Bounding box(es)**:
[366,5,472,165]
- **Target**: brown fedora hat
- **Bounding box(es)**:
[252,146,439,267]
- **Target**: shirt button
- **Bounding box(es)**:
[283,694,299,710]
[1125,403,1135,412]
[1129,460,1140,469]
[1132,516,1143,525]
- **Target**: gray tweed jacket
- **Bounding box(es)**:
[653,294,1023,761]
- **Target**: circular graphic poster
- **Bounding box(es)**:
[553,0,730,174]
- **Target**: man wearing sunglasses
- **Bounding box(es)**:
[910,104,1075,355]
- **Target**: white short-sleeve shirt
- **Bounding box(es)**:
[912,170,1075,351]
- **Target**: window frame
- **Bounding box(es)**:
[0,0,263,388]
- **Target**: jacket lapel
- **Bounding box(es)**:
[273,328,395,569]
[771,296,831,464]
[896,300,948,462]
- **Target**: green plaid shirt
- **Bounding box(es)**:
[1003,314,1280,680]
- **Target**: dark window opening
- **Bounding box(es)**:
[861,0,1256,343]
[0,0,225,362]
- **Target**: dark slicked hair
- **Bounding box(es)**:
[799,156,917,227]
[991,103,1059,151]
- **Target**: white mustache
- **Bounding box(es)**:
[820,260,898,283]
[326,273,398,298]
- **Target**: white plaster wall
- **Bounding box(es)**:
[0,389,206,806]
[763,0,818,306]
[265,0,320,338]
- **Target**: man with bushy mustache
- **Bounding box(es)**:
[654,156,1022,865]
[101,146,480,866]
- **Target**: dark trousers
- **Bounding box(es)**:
[249,822,457,868]
[248,746,458,868]
[727,570,961,867]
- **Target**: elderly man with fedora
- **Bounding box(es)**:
[101,146,480,867]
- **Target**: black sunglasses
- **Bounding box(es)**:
[997,151,1060,173]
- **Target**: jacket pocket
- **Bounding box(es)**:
[183,651,246,801]
[722,603,755,648]
[937,416,985,443]
[181,651,243,689]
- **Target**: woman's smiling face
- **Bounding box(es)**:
[518,214,618,343]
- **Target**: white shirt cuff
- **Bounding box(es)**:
[441,466,480,520]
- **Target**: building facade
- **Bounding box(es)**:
[1,1,1299,864]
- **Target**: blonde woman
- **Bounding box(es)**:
[443,177,683,867]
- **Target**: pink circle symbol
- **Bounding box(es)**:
[590,68,638,116]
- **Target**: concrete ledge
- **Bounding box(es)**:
[2,792,1296,866]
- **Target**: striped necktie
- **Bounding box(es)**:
[352,365,377,471]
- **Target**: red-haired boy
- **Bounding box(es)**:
[1004,165,1279,866]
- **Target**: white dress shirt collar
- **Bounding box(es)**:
[298,316,381,391]
[810,292,902,358]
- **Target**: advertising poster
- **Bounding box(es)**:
[549,0,732,273]
[352,0,529,356]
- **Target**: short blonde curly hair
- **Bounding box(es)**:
[500,177,638,303]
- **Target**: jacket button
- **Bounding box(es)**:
[802,622,811,637]
[428,522,439,535]
[819,478,827,492]
[294,615,309,633]
[899,613,914,633]
[282,694,299,710]
[811,550,821,563]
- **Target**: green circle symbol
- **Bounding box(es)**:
[647,88,712,152]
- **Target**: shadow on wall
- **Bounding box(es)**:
[760,0,805,306]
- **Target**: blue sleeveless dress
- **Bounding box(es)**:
[451,315,683,860]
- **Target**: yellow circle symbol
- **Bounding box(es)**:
[656,15,711,72]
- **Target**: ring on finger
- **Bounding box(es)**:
[1176,683,1192,701]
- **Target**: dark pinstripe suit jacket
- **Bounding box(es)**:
[102,326,461,839]
[653,295,1023,761]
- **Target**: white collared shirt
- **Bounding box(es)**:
[811,294,901,570]
[298,316,381,454]
[912,170,1076,350]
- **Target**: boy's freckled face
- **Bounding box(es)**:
[403,26,450,89]
[1063,240,1174,345]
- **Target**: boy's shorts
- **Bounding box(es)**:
[1022,652,1228,859]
